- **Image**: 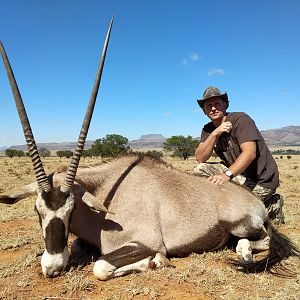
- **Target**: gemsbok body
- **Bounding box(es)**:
[0,17,299,280]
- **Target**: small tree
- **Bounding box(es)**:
[64,150,73,158]
[56,150,64,158]
[90,134,130,158]
[82,149,93,158]
[4,149,25,158]
[39,147,51,158]
[5,149,16,158]
[163,135,198,160]
[16,150,25,158]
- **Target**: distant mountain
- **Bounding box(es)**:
[6,141,95,152]
[260,126,300,146]
[128,134,167,148]
[3,126,300,152]
[6,135,167,151]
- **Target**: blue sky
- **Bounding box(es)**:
[0,0,299,147]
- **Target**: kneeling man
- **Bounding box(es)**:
[194,86,284,224]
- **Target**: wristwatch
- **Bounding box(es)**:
[225,170,234,179]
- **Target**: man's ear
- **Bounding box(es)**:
[0,182,38,205]
[82,191,113,214]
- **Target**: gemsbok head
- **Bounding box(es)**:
[0,16,114,277]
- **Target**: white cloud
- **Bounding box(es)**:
[194,109,201,113]
[181,52,201,65]
[190,53,200,61]
[208,68,225,76]
[181,59,188,65]
[164,112,172,117]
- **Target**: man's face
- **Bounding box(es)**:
[203,97,227,121]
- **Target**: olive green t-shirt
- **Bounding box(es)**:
[200,112,279,190]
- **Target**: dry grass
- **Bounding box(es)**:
[0,155,299,299]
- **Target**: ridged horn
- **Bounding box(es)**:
[0,42,51,192]
[61,15,114,193]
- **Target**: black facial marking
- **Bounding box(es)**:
[35,205,42,227]
[45,217,67,254]
[42,189,70,211]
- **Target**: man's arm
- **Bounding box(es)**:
[208,141,257,185]
[195,121,233,162]
[195,135,217,163]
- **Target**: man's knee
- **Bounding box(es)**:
[194,162,226,177]
[194,162,210,176]
[251,185,275,202]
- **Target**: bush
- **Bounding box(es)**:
[163,135,198,160]
[56,150,73,158]
[144,150,163,159]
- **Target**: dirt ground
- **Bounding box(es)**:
[0,155,299,300]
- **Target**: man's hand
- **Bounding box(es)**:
[213,121,232,137]
[207,173,231,185]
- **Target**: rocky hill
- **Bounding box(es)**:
[128,134,166,148]
[260,126,300,146]
[4,141,95,152]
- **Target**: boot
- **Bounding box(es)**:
[265,193,285,224]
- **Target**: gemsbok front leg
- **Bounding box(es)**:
[93,242,173,280]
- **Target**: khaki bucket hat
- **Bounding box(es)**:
[197,86,229,109]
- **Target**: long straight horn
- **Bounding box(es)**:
[0,42,51,192]
[61,16,114,193]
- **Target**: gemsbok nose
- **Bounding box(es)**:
[41,247,69,277]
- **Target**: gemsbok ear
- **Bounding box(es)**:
[0,182,38,204]
[82,191,113,214]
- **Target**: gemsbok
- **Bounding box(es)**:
[0,17,299,280]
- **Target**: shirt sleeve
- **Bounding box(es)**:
[234,114,260,145]
[199,124,213,143]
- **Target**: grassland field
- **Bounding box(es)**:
[0,153,299,300]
